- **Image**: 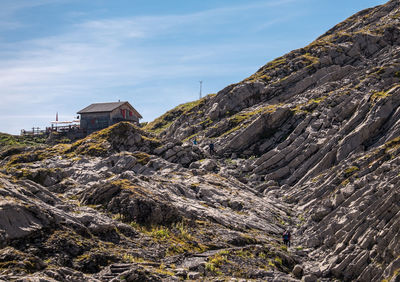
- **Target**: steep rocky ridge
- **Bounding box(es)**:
[0,1,400,281]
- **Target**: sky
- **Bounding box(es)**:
[0,0,388,134]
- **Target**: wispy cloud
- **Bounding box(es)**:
[0,0,71,31]
[74,0,301,40]
[0,0,67,15]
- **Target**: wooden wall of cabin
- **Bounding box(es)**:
[80,112,111,133]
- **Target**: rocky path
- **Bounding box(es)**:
[97,264,133,281]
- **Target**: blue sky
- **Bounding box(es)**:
[0,0,387,134]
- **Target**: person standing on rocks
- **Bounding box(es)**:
[209,143,215,155]
[193,138,198,145]
[282,230,291,247]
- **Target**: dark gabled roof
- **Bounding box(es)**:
[77,102,125,113]
[77,101,142,118]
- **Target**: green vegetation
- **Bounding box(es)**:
[344,166,359,176]
[5,143,71,169]
[141,135,161,143]
[0,133,46,148]
[64,122,160,157]
[341,179,350,187]
[109,179,140,191]
[264,57,287,71]
[274,257,283,265]
[122,254,146,264]
[245,57,287,82]
[216,104,282,138]
[369,85,400,104]
[375,67,386,76]
[292,95,328,114]
[309,96,327,104]
[311,173,326,183]
[15,167,61,184]
[335,136,400,191]
[302,53,319,67]
[382,267,400,282]
[154,264,175,276]
[183,132,200,142]
[391,11,400,19]
[202,245,294,278]
[206,251,231,275]
[0,247,46,274]
[183,117,212,141]
[132,152,151,165]
[370,91,388,102]
[224,158,236,165]
[130,221,206,256]
[144,96,210,134]
[151,226,171,240]
[220,124,247,138]
[385,136,400,155]
[139,121,148,127]
[246,73,272,83]
[66,125,114,156]
[236,249,254,259]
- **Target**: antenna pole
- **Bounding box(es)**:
[199,80,203,99]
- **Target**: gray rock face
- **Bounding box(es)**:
[0,201,46,240]
[198,159,218,171]
[154,142,204,167]
[293,264,303,278]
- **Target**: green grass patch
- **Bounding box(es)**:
[245,57,287,82]
[109,179,141,191]
[0,133,46,148]
[132,152,151,165]
[217,104,282,138]
[144,96,211,134]
[205,251,232,275]
[370,85,400,104]
[292,95,328,114]
[370,91,388,102]
[130,221,206,256]
[344,166,359,176]
[274,257,283,265]
[302,53,319,67]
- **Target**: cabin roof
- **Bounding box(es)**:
[77,101,142,118]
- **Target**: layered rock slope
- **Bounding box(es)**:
[1,0,400,281]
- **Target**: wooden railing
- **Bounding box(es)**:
[21,125,81,136]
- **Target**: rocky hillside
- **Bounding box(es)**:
[1,0,400,281]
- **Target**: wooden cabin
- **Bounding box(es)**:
[77,101,142,134]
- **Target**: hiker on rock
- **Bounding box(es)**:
[209,143,215,155]
[193,138,198,145]
[282,230,291,247]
